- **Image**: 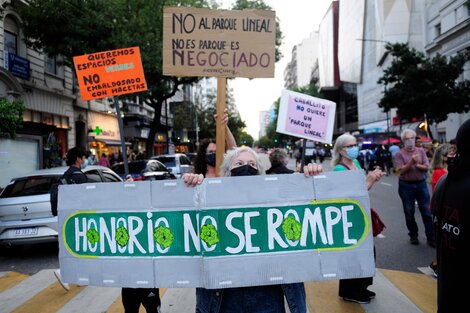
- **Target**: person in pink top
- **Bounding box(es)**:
[395,129,435,246]
[98,153,110,167]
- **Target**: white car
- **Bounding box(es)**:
[151,153,194,178]
[0,165,122,246]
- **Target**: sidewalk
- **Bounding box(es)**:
[0,268,437,313]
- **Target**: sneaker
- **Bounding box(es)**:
[342,293,371,304]
[427,237,436,247]
[410,237,419,245]
[366,289,376,299]
[54,269,70,291]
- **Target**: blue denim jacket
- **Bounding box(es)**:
[195,282,306,313]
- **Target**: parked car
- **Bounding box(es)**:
[0,165,122,246]
[151,153,194,178]
[110,159,176,181]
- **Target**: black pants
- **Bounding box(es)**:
[338,246,376,297]
[122,288,161,313]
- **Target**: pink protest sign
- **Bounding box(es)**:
[276,90,336,144]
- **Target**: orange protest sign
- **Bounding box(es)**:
[73,47,147,101]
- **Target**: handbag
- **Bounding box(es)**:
[370,208,386,236]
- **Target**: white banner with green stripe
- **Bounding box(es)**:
[58,170,375,289]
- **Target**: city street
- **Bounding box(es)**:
[0,155,438,312]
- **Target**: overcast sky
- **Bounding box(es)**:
[220,0,332,140]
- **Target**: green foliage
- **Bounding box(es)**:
[17,0,280,156]
[378,43,470,124]
[256,135,273,149]
[239,131,254,146]
[0,98,24,139]
[231,0,283,62]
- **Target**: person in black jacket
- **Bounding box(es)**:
[431,118,470,313]
[54,147,87,291]
[266,148,294,174]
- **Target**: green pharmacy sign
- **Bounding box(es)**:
[63,200,369,258]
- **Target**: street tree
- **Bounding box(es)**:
[0,98,24,139]
[17,0,214,157]
[378,43,470,126]
[231,0,283,62]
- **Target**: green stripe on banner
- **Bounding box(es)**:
[63,199,369,258]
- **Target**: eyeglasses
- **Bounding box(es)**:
[343,144,358,149]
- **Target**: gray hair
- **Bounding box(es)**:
[219,146,265,177]
[401,129,416,142]
[331,132,356,167]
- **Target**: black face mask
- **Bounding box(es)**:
[230,164,259,176]
[445,157,455,165]
[205,153,216,167]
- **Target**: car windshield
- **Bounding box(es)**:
[154,157,176,167]
[0,175,60,198]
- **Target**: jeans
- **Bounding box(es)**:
[398,179,434,239]
[196,283,306,313]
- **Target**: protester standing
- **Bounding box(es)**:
[431,119,470,313]
[53,147,88,291]
[183,146,323,313]
[395,129,435,246]
[98,153,110,167]
[331,133,384,304]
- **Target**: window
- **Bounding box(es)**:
[102,171,121,182]
[45,54,65,77]
[435,23,441,38]
[4,30,17,54]
[85,170,102,183]
[0,175,60,198]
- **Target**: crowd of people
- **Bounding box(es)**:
[53,116,469,313]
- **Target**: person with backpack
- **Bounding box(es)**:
[51,147,87,291]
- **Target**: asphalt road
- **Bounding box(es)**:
[0,155,435,275]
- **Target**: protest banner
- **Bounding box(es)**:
[73,46,147,101]
[58,171,375,289]
[162,7,276,78]
[277,89,336,144]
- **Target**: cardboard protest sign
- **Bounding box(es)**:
[73,47,147,101]
[162,7,275,78]
[58,171,374,289]
[277,89,336,144]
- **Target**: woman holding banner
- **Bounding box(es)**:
[331,132,384,304]
[183,146,323,313]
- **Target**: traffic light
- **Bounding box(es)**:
[274,139,278,143]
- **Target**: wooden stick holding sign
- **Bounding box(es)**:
[216,77,227,175]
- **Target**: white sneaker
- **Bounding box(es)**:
[54,269,70,291]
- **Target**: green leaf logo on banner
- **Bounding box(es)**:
[282,216,302,241]
[201,224,219,246]
[153,226,174,248]
[116,226,129,247]
[86,228,100,245]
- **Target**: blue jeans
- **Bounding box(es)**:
[398,179,434,239]
[196,283,306,313]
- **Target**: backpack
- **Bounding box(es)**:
[50,177,68,217]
